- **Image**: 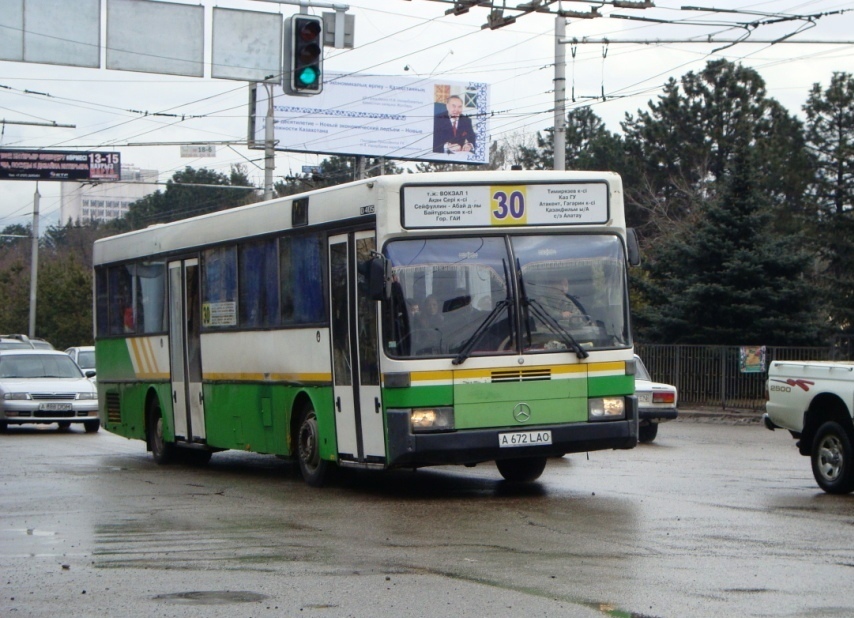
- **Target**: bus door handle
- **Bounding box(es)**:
[336,396,341,412]
[198,391,203,404]
[375,397,381,414]
[172,391,177,403]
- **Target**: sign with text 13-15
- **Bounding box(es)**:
[401,182,609,229]
[0,149,120,181]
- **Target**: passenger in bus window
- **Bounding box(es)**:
[541,277,577,320]
[418,295,443,329]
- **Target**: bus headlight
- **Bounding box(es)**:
[410,407,454,433]
[588,397,625,420]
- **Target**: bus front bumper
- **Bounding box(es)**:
[385,398,638,468]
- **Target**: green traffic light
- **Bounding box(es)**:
[297,66,319,87]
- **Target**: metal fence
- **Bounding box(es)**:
[634,343,837,411]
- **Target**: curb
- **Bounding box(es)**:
[676,407,764,424]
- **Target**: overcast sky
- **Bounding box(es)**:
[1,0,853,231]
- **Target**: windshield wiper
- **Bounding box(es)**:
[522,297,590,360]
[514,258,587,359]
[452,299,511,366]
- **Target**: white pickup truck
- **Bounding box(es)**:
[764,360,854,494]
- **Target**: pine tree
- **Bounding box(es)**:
[636,136,823,345]
[804,72,854,331]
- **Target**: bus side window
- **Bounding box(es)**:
[134,262,167,334]
[108,265,134,335]
[95,268,109,337]
[281,233,325,325]
[239,239,279,328]
[202,246,238,329]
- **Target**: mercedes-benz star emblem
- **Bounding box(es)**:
[513,402,532,423]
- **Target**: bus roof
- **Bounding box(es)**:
[93,170,623,266]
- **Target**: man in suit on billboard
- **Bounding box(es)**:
[433,95,476,154]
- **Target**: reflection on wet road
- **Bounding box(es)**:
[1,420,851,617]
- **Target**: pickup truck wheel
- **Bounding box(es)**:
[811,421,854,494]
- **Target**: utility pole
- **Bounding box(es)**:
[554,16,567,171]
[264,83,276,200]
[28,187,40,338]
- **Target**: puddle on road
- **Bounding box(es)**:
[153,590,268,605]
[4,528,57,537]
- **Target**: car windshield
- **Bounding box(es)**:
[382,234,630,360]
[0,355,84,379]
[76,350,96,370]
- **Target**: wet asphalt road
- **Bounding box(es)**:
[1,417,852,618]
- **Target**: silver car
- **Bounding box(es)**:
[65,346,96,373]
[0,349,100,433]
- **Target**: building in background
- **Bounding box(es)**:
[60,166,159,224]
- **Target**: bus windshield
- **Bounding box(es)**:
[383,234,630,360]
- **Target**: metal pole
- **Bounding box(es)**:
[28,186,40,338]
[553,16,567,171]
[264,83,275,200]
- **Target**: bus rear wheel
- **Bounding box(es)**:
[496,456,547,482]
[148,398,175,465]
[297,406,331,487]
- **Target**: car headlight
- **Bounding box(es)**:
[76,393,98,400]
[3,392,32,400]
[410,407,454,433]
[588,397,625,420]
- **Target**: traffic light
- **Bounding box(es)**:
[285,14,323,96]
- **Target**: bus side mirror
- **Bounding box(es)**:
[626,228,641,267]
[368,256,388,301]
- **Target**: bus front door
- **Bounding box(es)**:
[328,232,385,465]
[168,259,206,443]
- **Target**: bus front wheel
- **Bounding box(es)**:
[297,406,331,487]
[496,456,547,482]
[148,398,175,465]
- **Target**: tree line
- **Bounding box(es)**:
[1,59,852,349]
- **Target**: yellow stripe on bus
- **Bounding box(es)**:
[125,337,169,380]
[140,338,157,375]
[587,361,626,376]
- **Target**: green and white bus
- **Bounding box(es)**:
[93,170,640,485]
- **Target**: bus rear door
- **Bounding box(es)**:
[168,258,206,443]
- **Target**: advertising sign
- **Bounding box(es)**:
[0,149,121,181]
[739,346,767,373]
[401,182,610,229]
[181,144,216,158]
[250,73,489,164]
